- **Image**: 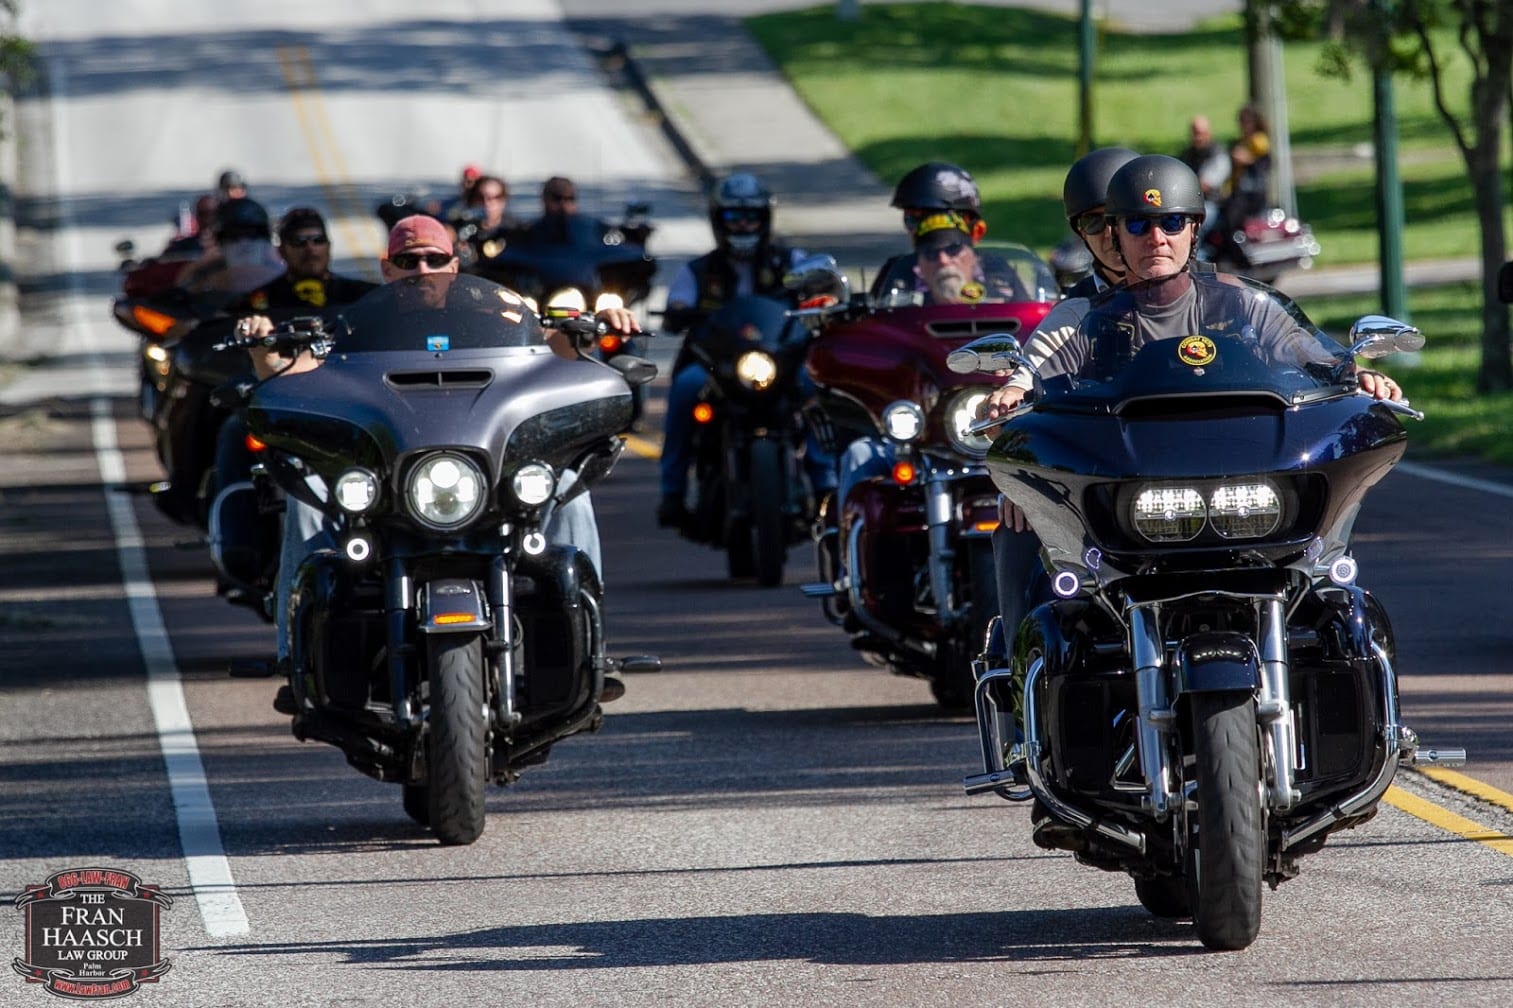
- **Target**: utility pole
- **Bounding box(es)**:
[1076,0,1094,156]
[1371,0,1408,322]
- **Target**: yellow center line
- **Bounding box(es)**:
[1384,782,1513,859]
[275,44,382,281]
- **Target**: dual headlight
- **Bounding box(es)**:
[1130,480,1283,543]
[336,454,557,532]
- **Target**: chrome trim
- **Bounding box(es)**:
[1256,597,1300,810]
[1280,640,1401,851]
[1129,603,1178,818]
[846,518,934,658]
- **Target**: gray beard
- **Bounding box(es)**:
[928,266,965,304]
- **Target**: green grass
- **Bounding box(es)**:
[746,3,1507,264]
[747,3,1513,468]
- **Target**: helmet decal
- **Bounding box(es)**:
[1178,335,1217,367]
[1143,188,1163,208]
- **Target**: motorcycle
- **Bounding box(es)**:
[112,236,215,421]
[225,274,659,845]
[672,277,834,587]
[797,243,1060,708]
[951,271,1465,949]
[1204,206,1321,284]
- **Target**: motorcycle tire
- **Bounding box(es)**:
[1133,875,1191,919]
[725,518,755,580]
[402,784,430,827]
[425,633,489,846]
[1187,690,1264,950]
[748,438,787,588]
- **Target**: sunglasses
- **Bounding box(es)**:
[1073,212,1109,235]
[284,233,329,248]
[719,208,763,225]
[920,240,968,259]
[389,251,454,270]
[1120,214,1195,238]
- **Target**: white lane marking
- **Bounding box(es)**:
[1395,460,1513,499]
[91,402,251,938]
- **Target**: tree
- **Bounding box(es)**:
[1276,0,1513,392]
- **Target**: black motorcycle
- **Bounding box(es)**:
[675,280,833,587]
[951,272,1463,950]
[226,274,659,845]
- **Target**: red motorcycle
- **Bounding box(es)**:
[796,243,1059,708]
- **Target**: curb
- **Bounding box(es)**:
[591,39,717,197]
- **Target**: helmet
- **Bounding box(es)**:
[1062,147,1139,222]
[217,169,247,193]
[890,162,981,218]
[1104,155,1206,218]
[212,197,271,241]
[709,172,772,259]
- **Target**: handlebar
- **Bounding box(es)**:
[215,315,330,353]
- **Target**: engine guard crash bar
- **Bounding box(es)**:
[842,518,936,661]
[1280,639,1410,851]
[964,657,1147,856]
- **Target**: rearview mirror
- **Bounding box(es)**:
[946,334,1029,374]
[1347,315,1424,358]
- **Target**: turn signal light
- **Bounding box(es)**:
[692,403,715,424]
[598,333,624,354]
[244,433,266,453]
[891,461,917,485]
[132,304,179,336]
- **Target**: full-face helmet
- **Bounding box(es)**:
[709,172,772,260]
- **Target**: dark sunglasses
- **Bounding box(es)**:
[545,192,577,203]
[1073,212,1109,235]
[1120,214,1195,238]
[719,208,763,224]
[920,240,968,259]
[389,251,454,269]
[284,233,329,248]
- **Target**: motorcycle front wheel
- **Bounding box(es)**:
[425,634,488,846]
[1187,690,1264,950]
[747,437,787,588]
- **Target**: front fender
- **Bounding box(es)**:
[1175,631,1261,693]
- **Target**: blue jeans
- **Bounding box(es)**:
[660,362,836,501]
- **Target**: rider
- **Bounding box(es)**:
[872,161,986,299]
[244,214,641,681]
[655,172,823,529]
[177,196,285,295]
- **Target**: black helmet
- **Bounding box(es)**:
[212,197,271,241]
[276,206,326,244]
[1104,155,1206,218]
[890,162,981,215]
[709,172,772,259]
[1062,147,1139,222]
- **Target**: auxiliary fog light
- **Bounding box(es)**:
[345,534,373,563]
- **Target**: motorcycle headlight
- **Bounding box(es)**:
[509,461,556,508]
[735,351,778,391]
[943,388,993,458]
[334,468,380,514]
[1131,485,1206,543]
[882,400,926,443]
[406,452,486,530]
[1208,480,1282,539]
[594,292,624,312]
[546,287,587,313]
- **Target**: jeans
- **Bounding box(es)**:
[991,520,1045,657]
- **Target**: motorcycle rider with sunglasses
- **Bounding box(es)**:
[979,155,1404,676]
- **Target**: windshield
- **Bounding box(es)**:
[1038,271,1353,408]
[873,241,1059,307]
[331,274,548,353]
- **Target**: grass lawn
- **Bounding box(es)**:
[747,3,1513,467]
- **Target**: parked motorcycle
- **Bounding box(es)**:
[225,274,659,845]
[1204,206,1321,284]
[797,243,1059,708]
[673,282,830,587]
[951,272,1464,949]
